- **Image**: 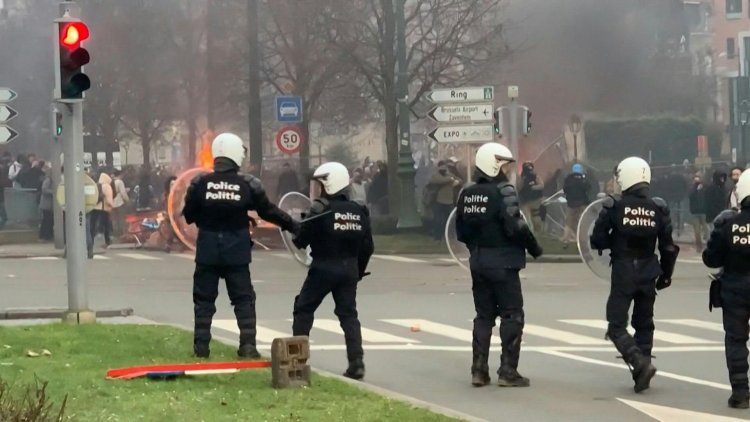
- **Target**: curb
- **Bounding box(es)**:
[168,322,485,422]
[0,308,134,320]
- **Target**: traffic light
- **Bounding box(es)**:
[55,20,90,100]
[522,109,532,135]
[55,111,63,137]
[493,109,502,137]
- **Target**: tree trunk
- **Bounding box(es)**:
[187,90,198,166]
[299,119,311,175]
[384,100,399,217]
[247,0,263,176]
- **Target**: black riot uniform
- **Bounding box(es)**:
[183,158,298,358]
[703,202,750,408]
[456,174,543,387]
[590,184,679,393]
[292,194,374,379]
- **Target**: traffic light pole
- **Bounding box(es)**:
[51,104,64,249]
[508,98,519,186]
[60,101,94,324]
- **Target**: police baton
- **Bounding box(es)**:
[298,210,333,224]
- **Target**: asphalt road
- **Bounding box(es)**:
[0,246,746,421]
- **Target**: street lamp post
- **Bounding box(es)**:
[739,100,750,165]
[569,114,582,163]
[395,0,420,229]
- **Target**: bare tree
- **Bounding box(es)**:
[328,0,508,213]
[259,0,353,174]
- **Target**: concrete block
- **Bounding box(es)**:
[271,336,311,389]
[62,310,97,325]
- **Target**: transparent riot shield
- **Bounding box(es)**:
[278,192,313,267]
[576,198,610,281]
[445,207,529,272]
[167,167,211,251]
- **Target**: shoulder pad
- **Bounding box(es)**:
[652,197,669,215]
[714,209,738,228]
[189,174,204,186]
[310,198,329,215]
[602,195,616,209]
[498,183,517,197]
[352,198,367,208]
[241,173,264,193]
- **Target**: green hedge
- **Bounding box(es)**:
[585,116,722,165]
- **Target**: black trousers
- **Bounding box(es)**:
[292,264,363,362]
[90,209,111,245]
[721,282,750,392]
[606,258,659,362]
[39,210,54,240]
[193,264,256,348]
[471,267,524,372]
[432,203,453,240]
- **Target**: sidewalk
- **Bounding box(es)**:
[0,242,133,259]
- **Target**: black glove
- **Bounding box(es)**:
[656,275,671,290]
[528,244,543,259]
[359,271,371,282]
[290,221,301,236]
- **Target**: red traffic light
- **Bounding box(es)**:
[60,22,89,50]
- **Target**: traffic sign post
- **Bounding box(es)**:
[0,87,18,145]
[276,125,304,155]
[275,96,303,123]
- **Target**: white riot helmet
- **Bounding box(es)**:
[737,169,750,205]
[616,156,651,192]
[475,142,515,178]
[313,162,350,196]
[212,133,246,166]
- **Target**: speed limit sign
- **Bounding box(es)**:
[276,126,304,155]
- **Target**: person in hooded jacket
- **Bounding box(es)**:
[183,133,299,359]
[456,142,543,388]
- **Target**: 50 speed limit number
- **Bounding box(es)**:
[276,126,304,155]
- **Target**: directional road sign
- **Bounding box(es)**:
[0,105,17,123]
[0,88,17,103]
[427,86,494,104]
[276,125,304,154]
[428,124,494,144]
[0,126,19,145]
[428,103,493,123]
[275,96,303,123]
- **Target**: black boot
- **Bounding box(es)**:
[631,354,657,393]
[497,366,530,387]
[729,391,750,409]
[193,343,210,359]
[237,345,261,359]
[471,355,490,387]
[344,358,365,380]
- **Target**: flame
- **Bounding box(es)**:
[198,143,213,170]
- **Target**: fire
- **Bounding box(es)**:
[198,143,213,170]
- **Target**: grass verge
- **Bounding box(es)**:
[0,324,456,421]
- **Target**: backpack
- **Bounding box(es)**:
[97,182,105,207]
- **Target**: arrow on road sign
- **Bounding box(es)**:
[427,124,495,144]
[618,398,745,421]
[0,105,17,123]
[427,86,494,104]
[0,126,19,145]
[0,88,17,103]
[428,103,493,123]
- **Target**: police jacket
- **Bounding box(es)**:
[590,184,678,278]
[703,204,750,277]
[183,158,297,266]
[292,194,374,279]
[456,175,541,269]
[563,173,591,208]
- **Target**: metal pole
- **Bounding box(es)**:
[573,133,578,163]
[62,101,94,323]
[51,104,64,249]
[508,98,519,186]
[395,0,420,228]
[247,0,263,175]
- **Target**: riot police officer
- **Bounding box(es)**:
[456,143,543,388]
[590,157,679,393]
[183,133,299,359]
[703,169,750,409]
[292,162,374,380]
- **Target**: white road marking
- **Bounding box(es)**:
[438,258,457,263]
[523,324,610,345]
[677,258,703,264]
[559,319,719,344]
[618,399,745,422]
[93,255,111,260]
[372,255,427,263]
[248,344,726,353]
[382,319,493,342]
[28,256,59,260]
[116,253,160,261]
[658,319,724,332]
[212,319,294,344]
[312,319,418,343]
[175,254,194,260]
[538,350,730,391]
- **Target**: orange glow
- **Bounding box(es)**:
[198,143,213,170]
